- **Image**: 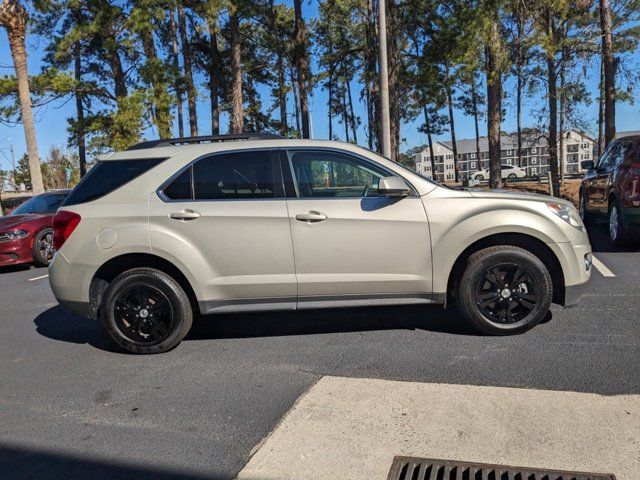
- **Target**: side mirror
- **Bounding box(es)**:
[580,160,594,170]
[378,176,410,198]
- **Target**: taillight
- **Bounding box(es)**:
[52,211,81,250]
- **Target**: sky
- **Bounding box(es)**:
[1,2,640,172]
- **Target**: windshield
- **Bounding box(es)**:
[12,193,67,215]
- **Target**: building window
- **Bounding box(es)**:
[531,167,538,174]
[446,154,453,160]
[470,161,476,169]
[531,157,538,164]
[470,153,476,159]
[531,148,537,154]
[581,143,589,149]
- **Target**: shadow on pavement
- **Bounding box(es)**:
[188,304,482,340]
[33,306,120,353]
[0,264,34,274]
[0,444,219,480]
[587,223,640,253]
[34,303,485,353]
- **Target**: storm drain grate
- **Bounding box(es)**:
[387,456,616,480]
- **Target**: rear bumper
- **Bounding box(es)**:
[49,251,95,318]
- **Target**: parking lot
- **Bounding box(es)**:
[0,223,638,480]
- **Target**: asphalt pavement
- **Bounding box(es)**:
[0,223,638,480]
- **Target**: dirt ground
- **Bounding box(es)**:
[480,179,581,207]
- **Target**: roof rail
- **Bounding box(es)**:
[127,133,284,151]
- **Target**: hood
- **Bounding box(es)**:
[0,214,46,231]
[468,188,573,206]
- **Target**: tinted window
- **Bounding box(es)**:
[193,151,275,200]
[63,158,165,206]
[12,193,67,215]
[163,168,192,200]
[288,150,387,198]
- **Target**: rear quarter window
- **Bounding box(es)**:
[62,158,166,206]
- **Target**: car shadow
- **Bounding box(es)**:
[0,264,34,274]
[34,303,484,353]
[587,223,640,253]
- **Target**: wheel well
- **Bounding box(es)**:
[446,233,565,306]
[89,253,199,319]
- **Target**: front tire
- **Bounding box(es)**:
[507,173,517,179]
[475,174,484,181]
[100,268,193,354]
[32,228,54,267]
[456,246,553,335]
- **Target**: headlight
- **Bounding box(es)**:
[0,229,29,242]
[547,202,584,230]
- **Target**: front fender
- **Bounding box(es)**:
[424,197,576,294]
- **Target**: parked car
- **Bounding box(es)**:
[473,164,527,182]
[579,135,640,245]
[0,190,70,268]
[49,134,591,354]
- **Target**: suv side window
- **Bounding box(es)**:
[596,142,619,169]
[287,150,387,198]
[193,150,275,200]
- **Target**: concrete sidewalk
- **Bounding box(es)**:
[237,376,639,480]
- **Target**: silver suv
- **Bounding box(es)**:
[49,134,592,354]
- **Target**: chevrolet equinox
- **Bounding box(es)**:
[49,134,592,354]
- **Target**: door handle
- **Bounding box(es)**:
[170,209,201,220]
[295,211,327,223]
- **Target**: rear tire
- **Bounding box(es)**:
[507,173,517,179]
[456,246,553,335]
[32,228,54,267]
[100,268,193,354]
[475,174,484,181]
[608,199,629,246]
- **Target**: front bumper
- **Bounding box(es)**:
[563,281,589,307]
[0,237,32,266]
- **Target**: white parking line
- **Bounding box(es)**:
[592,256,615,277]
[28,274,49,282]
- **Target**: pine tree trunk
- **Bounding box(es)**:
[290,66,301,135]
[293,0,310,139]
[342,86,350,142]
[386,0,399,160]
[365,0,378,151]
[347,79,358,144]
[229,7,244,134]
[269,0,287,136]
[328,73,333,140]
[597,60,604,158]
[486,15,502,190]
[169,9,184,138]
[471,80,482,171]
[140,28,171,138]
[5,21,44,194]
[600,0,615,146]
[559,45,566,184]
[545,10,560,198]
[74,42,86,177]
[446,84,458,182]
[422,105,436,176]
[176,1,198,136]
[515,10,524,170]
[208,16,221,135]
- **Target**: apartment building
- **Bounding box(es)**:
[414,128,595,182]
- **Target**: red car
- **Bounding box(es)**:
[0,190,70,268]
[579,135,640,245]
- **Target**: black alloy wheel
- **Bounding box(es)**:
[101,268,193,354]
[456,245,553,335]
[474,263,541,325]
